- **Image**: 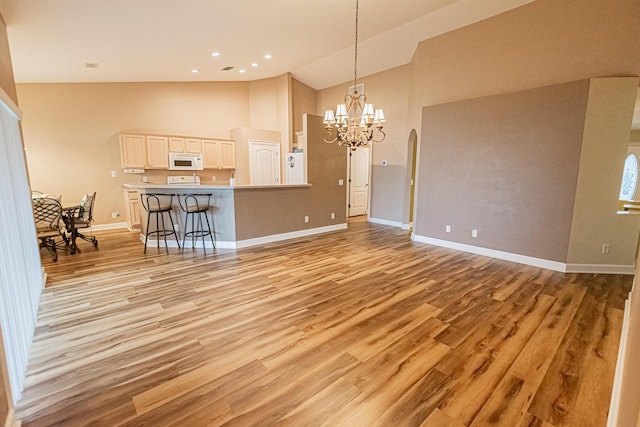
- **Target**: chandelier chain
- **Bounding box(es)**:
[354,0,359,91]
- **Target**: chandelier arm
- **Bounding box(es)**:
[372,129,386,143]
[323,129,338,144]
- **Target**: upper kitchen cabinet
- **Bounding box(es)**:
[186,138,203,153]
[168,137,185,152]
[220,141,235,169]
[120,134,146,168]
[146,136,169,169]
[169,137,202,154]
[203,140,236,169]
[120,133,168,169]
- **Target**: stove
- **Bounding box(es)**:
[167,175,200,185]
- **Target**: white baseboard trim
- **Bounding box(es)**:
[411,235,636,274]
[368,217,403,228]
[565,263,635,275]
[137,235,236,250]
[607,296,632,427]
[91,222,128,231]
[401,222,412,230]
[140,223,348,251]
[411,234,567,272]
[235,224,348,248]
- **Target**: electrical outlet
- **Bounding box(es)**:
[304,216,309,223]
[111,212,117,218]
[338,179,344,186]
[142,176,148,183]
[116,211,120,217]
[602,243,610,254]
[111,170,117,178]
[331,212,335,219]
[472,229,478,238]
[445,225,451,233]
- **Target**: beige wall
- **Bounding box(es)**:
[276,73,292,152]
[0,15,15,105]
[291,78,317,134]
[631,130,640,143]
[416,80,590,262]
[567,77,640,267]
[18,82,250,224]
[249,78,278,131]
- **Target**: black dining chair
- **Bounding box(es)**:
[32,197,64,261]
[62,192,98,254]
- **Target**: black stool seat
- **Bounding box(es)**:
[140,193,180,254]
[178,194,215,254]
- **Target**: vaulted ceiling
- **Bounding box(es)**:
[0,0,535,89]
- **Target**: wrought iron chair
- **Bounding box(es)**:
[32,197,63,262]
[62,192,98,254]
[178,193,215,254]
[140,193,180,254]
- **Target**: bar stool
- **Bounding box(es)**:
[140,193,180,254]
[178,193,215,254]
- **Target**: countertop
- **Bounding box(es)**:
[123,183,312,190]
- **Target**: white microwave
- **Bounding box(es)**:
[168,152,203,170]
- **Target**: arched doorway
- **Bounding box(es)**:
[407,129,418,226]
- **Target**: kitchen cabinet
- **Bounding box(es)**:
[168,137,202,154]
[203,140,236,169]
[120,134,146,168]
[168,137,185,152]
[119,132,232,170]
[124,190,141,230]
[146,136,169,169]
[220,141,236,169]
[185,138,203,153]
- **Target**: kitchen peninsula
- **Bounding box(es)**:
[124,182,346,249]
[121,116,347,248]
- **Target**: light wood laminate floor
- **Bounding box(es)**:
[16,222,631,426]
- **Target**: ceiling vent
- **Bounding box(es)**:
[85,62,100,69]
[221,66,234,71]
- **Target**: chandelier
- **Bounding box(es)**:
[322,0,386,150]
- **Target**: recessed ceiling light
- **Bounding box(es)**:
[264,54,272,59]
[191,68,199,73]
[211,51,221,57]
[251,63,258,67]
[239,69,246,73]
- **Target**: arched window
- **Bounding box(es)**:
[619,153,639,201]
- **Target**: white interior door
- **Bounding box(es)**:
[349,147,370,216]
[250,141,280,185]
